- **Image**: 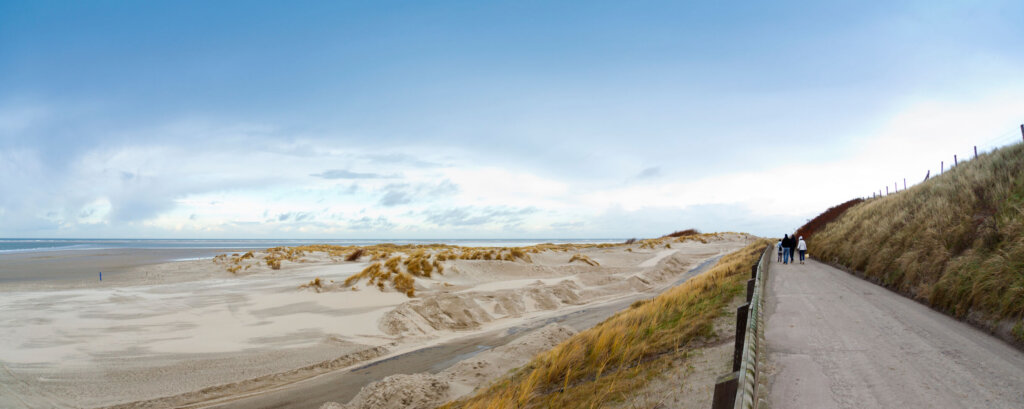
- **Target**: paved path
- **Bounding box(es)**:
[764,257,1024,409]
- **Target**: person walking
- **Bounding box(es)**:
[797,236,807,264]
[777,239,783,262]
[781,234,792,264]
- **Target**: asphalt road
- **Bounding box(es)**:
[764,257,1024,409]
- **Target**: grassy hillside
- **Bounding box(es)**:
[809,143,1024,342]
[794,198,863,241]
[440,239,771,409]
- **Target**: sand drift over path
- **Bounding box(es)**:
[764,258,1024,409]
[0,233,752,408]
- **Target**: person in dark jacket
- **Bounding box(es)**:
[781,234,792,264]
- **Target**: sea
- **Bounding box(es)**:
[0,238,625,254]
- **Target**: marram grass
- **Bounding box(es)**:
[810,143,1024,334]
[439,239,771,409]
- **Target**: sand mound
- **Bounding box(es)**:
[380,280,583,337]
[322,373,450,409]
[441,323,576,390]
[322,323,577,409]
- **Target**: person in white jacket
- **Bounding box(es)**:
[797,236,808,264]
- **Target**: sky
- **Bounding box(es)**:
[1,0,1022,239]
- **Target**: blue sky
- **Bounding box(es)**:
[1,0,1022,238]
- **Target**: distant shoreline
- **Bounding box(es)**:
[0,238,625,253]
[0,239,626,287]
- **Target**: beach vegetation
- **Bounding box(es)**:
[807,142,1024,334]
[663,228,700,238]
[216,234,735,294]
[300,277,324,292]
[793,198,863,240]
[440,239,771,409]
[568,253,599,266]
[345,248,366,261]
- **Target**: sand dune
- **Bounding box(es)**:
[0,233,753,408]
[322,323,578,409]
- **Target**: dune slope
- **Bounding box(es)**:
[808,142,1024,344]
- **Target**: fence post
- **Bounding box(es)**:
[733,303,749,371]
[747,279,756,302]
[903,178,906,190]
[924,170,930,181]
[941,161,944,173]
[1020,124,1023,142]
[974,146,978,159]
[954,155,958,166]
[886,186,889,195]
[712,372,739,409]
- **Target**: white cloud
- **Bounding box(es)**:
[2,83,1021,239]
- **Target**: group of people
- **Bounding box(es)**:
[777,234,807,264]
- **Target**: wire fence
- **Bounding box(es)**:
[869,124,1024,198]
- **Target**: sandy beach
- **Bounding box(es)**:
[0,234,753,408]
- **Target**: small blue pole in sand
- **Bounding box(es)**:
[99,271,102,281]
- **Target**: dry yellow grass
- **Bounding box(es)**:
[213,241,640,275]
[635,233,717,250]
[440,239,771,409]
[299,277,324,292]
[215,236,723,298]
[810,143,1024,339]
[568,253,599,266]
[342,252,446,297]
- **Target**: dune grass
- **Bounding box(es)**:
[299,277,325,292]
[214,234,727,276]
[214,242,617,274]
[568,253,599,266]
[663,228,701,238]
[794,198,863,241]
[212,234,737,299]
[439,239,771,409]
[809,143,1024,337]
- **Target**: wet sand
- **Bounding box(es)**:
[0,248,245,290]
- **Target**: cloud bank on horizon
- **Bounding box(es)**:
[1,1,1022,239]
